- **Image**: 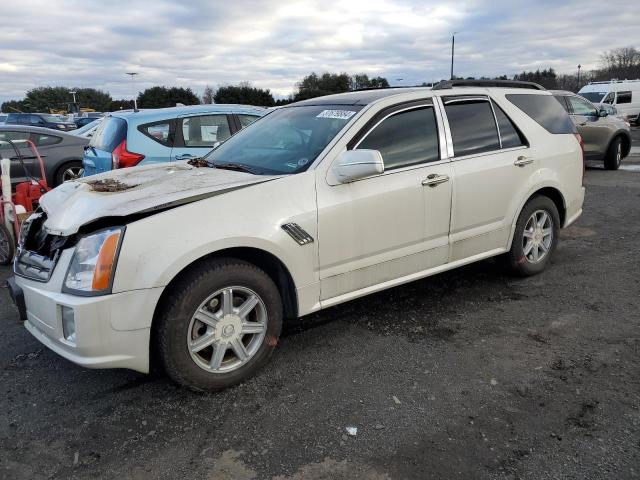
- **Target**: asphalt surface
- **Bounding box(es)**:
[1,134,639,479]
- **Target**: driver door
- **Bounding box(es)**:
[316,102,452,303]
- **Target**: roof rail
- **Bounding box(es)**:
[432,79,546,91]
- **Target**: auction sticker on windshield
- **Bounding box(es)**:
[316,110,357,120]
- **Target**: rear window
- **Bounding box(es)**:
[617,91,632,104]
[90,116,127,152]
[506,94,576,134]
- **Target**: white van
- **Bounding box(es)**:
[578,80,640,123]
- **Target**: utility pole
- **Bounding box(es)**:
[577,64,582,90]
[125,72,139,110]
[69,90,77,103]
[450,32,459,80]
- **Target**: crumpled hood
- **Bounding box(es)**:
[40,161,281,236]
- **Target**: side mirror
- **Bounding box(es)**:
[332,149,384,183]
[598,108,608,117]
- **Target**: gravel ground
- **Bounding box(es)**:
[1,149,639,479]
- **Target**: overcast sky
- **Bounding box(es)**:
[0,0,637,104]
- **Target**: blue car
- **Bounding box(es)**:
[83,105,265,175]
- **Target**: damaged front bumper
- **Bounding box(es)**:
[9,250,163,373]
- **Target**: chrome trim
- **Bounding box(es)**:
[435,96,454,158]
[432,97,450,160]
[487,99,503,149]
[442,96,489,104]
[281,223,314,245]
[421,174,450,187]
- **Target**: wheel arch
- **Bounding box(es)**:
[507,185,567,249]
[152,246,299,324]
[53,157,84,184]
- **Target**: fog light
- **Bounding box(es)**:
[61,306,76,343]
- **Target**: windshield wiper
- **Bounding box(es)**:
[213,162,260,174]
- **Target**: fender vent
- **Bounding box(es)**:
[281,223,314,245]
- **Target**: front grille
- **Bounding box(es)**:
[14,210,70,282]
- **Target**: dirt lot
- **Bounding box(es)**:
[1,148,639,479]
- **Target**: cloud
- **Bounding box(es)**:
[0,0,637,105]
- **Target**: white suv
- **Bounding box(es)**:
[8,80,585,391]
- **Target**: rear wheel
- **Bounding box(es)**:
[505,196,560,276]
[0,223,15,265]
[604,137,623,170]
[155,258,283,391]
[55,161,84,186]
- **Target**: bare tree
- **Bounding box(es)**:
[202,85,215,104]
[598,46,640,80]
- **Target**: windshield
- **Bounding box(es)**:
[73,119,101,134]
[578,92,606,103]
[205,105,363,175]
[41,114,67,123]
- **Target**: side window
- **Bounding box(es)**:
[181,115,231,147]
[0,131,30,150]
[491,100,526,149]
[567,96,598,116]
[356,107,439,170]
[602,92,615,104]
[30,115,44,125]
[31,134,62,147]
[140,122,172,146]
[238,114,260,128]
[444,98,500,157]
[617,91,632,104]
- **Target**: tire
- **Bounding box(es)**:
[154,258,283,392]
[0,223,15,265]
[604,137,623,171]
[505,196,560,277]
[54,161,84,186]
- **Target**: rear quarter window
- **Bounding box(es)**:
[90,116,127,152]
[506,94,576,134]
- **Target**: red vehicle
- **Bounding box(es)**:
[0,139,51,264]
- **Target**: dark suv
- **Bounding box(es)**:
[5,113,76,131]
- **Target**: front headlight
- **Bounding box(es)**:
[63,227,124,295]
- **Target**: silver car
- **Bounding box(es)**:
[552,90,631,170]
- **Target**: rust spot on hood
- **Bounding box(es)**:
[187,157,212,168]
[87,178,138,192]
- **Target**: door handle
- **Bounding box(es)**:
[514,156,534,167]
[422,173,450,187]
[175,154,196,161]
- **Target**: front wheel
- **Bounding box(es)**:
[155,258,283,391]
[505,196,560,276]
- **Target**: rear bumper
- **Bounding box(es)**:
[564,186,586,228]
[8,274,162,373]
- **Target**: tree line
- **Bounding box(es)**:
[2,46,637,113]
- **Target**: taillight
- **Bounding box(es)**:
[575,133,585,186]
[111,140,145,169]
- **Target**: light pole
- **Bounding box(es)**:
[450,32,459,80]
[69,90,77,103]
[125,72,139,110]
[577,64,582,90]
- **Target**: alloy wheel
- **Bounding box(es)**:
[186,286,268,373]
[522,210,553,264]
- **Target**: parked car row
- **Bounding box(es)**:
[8,80,591,391]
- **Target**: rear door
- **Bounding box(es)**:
[83,116,127,176]
[171,114,235,161]
[442,95,531,261]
